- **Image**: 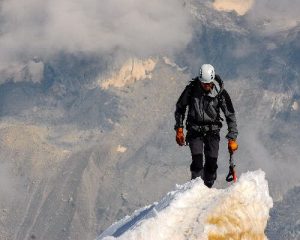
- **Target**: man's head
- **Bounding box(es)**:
[199,64,215,92]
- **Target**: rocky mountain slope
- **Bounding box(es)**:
[0,1,299,239]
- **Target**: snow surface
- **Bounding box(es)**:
[97,170,273,240]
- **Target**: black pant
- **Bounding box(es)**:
[187,130,220,187]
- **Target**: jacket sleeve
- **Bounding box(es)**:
[219,89,238,139]
[174,85,191,130]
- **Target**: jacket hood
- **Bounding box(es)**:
[209,74,224,98]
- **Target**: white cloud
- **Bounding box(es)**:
[212,0,300,34]
[0,0,193,82]
[246,0,300,34]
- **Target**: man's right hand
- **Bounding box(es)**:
[176,128,185,146]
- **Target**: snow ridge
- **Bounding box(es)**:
[97,170,273,240]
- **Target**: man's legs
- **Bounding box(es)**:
[203,132,220,188]
[188,136,204,180]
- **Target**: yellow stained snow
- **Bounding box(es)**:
[100,58,157,89]
[206,182,270,240]
[207,200,267,239]
[212,0,254,16]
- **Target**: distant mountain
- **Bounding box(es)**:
[267,186,300,240]
[0,1,299,239]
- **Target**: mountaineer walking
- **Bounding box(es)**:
[175,64,238,188]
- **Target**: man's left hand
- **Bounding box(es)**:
[228,139,238,153]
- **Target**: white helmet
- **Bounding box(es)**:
[199,64,215,83]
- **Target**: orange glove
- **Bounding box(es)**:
[176,128,185,146]
[228,139,238,153]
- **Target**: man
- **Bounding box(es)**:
[174,64,238,188]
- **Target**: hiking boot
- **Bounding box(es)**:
[191,169,204,180]
[203,172,216,188]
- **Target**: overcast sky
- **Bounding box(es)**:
[0,0,193,79]
[0,0,299,83]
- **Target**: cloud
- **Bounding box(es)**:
[0,0,193,82]
[212,0,300,34]
[246,0,300,34]
[223,79,300,198]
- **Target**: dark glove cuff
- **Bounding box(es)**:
[226,132,238,140]
[174,124,184,130]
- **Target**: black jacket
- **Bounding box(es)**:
[174,75,238,140]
